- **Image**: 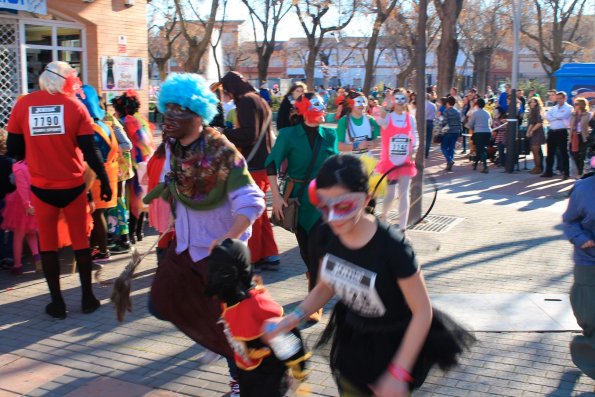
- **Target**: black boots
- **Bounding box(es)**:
[41,251,66,319]
[136,212,145,242]
[75,248,101,314]
[129,212,145,244]
[41,249,100,319]
[129,215,137,244]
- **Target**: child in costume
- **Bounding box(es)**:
[1,158,40,275]
[0,128,16,270]
[111,90,154,244]
[79,85,119,262]
[264,155,474,396]
[206,238,310,397]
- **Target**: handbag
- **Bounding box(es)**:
[270,136,322,233]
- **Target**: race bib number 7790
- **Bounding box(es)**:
[29,105,65,136]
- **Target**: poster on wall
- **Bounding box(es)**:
[101,56,144,91]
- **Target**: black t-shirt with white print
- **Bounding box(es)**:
[314,219,420,393]
[318,219,419,323]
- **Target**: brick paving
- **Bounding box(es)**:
[0,147,594,396]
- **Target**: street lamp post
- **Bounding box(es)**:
[505,0,522,173]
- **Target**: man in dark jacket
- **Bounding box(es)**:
[221,71,280,270]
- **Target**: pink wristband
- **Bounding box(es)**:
[387,364,414,383]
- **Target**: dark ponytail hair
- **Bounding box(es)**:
[315,154,369,194]
[315,155,377,215]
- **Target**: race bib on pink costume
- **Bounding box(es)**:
[320,254,386,317]
[389,135,410,166]
[29,105,65,136]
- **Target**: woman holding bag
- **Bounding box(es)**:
[265,93,338,322]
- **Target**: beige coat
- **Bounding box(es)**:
[568,111,591,144]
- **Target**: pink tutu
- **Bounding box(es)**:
[1,191,37,233]
[376,158,417,180]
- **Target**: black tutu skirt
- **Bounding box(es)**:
[316,302,475,393]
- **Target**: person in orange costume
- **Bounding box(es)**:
[79,85,119,262]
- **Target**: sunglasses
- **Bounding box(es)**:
[315,192,367,222]
[394,95,407,104]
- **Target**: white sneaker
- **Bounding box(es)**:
[229,378,240,397]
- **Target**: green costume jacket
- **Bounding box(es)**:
[265,124,338,232]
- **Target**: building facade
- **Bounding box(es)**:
[0,0,149,128]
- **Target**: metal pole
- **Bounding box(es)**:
[505,0,522,173]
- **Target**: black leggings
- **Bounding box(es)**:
[571,136,588,175]
[295,219,323,290]
[472,133,491,167]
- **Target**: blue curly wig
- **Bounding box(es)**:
[79,85,105,120]
[157,73,219,123]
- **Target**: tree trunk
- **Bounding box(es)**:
[184,42,203,72]
[257,47,274,84]
[175,0,218,73]
[257,56,268,84]
[305,45,318,90]
[157,59,168,81]
[435,0,463,96]
[473,47,492,96]
[397,62,415,88]
[363,33,379,94]
[410,0,428,226]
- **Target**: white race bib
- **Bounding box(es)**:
[320,254,386,317]
[390,136,409,156]
[29,105,65,136]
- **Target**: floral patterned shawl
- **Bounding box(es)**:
[144,127,253,211]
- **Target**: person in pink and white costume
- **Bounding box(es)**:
[375,90,419,233]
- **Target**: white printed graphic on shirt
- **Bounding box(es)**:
[389,134,410,166]
[320,253,386,317]
[29,105,65,135]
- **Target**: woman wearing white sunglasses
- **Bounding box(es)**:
[375,90,419,233]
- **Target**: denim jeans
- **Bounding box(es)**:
[425,120,434,158]
[441,133,459,163]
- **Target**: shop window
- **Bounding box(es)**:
[57,27,81,47]
[22,22,84,93]
[25,24,52,45]
[26,48,51,91]
[59,50,82,76]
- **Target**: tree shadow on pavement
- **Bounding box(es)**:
[431,169,574,212]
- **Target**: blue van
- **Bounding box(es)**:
[553,63,595,104]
